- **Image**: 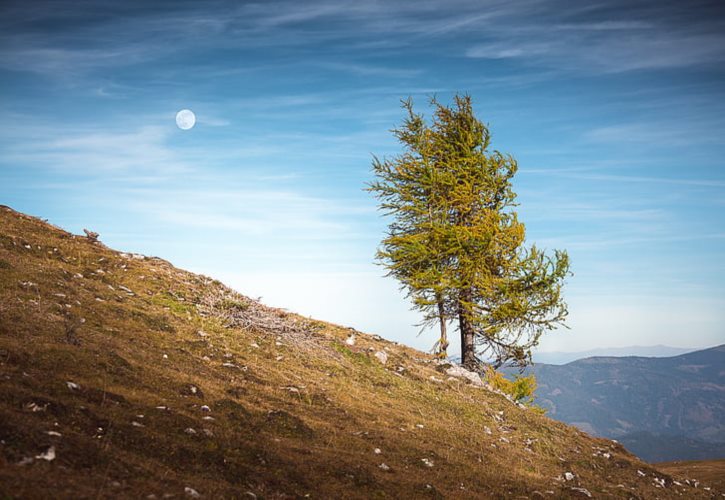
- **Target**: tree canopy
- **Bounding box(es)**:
[369,94,570,369]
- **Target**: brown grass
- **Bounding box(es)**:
[0,205,721,499]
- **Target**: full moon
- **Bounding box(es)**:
[175,109,196,130]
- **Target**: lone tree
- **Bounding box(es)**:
[369,94,570,369]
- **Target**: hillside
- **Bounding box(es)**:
[521,348,725,462]
[0,205,721,499]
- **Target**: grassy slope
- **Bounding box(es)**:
[657,460,725,491]
[0,205,721,499]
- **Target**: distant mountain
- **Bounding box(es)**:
[533,345,697,365]
[521,345,725,462]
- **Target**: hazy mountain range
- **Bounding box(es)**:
[522,345,725,462]
[532,345,697,365]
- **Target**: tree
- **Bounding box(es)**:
[369,94,570,369]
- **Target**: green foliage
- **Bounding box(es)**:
[151,292,193,315]
[484,366,540,408]
[332,342,373,366]
[369,94,570,368]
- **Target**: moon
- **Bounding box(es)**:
[175,109,196,130]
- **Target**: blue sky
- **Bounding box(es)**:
[2,0,724,354]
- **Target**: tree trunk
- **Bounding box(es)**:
[436,295,448,359]
[458,288,476,368]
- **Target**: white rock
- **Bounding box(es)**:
[421,458,434,467]
[378,463,391,471]
[345,335,356,346]
[569,487,591,497]
[35,446,55,461]
[445,365,483,386]
[66,381,80,390]
[46,431,62,437]
[374,351,389,365]
[374,448,382,454]
[564,472,575,481]
[184,487,201,498]
[184,427,197,435]
[200,405,210,412]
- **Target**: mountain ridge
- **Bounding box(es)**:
[522,345,725,462]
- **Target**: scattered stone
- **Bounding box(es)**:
[132,421,145,427]
[564,472,575,481]
[345,335,356,346]
[83,229,99,242]
[66,381,80,391]
[378,463,391,472]
[35,446,56,461]
[46,431,62,437]
[250,342,260,349]
[184,427,197,435]
[24,402,48,412]
[200,405,211,412]
[483,426,492,435]
[421,458,434,467]
[162,354,168,360]
[568,487,592,497]
[374,351,388,365]
[184,487,201,498]
[637,470,646,477]
[445,365,483,386]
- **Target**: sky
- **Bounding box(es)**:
[1,0,724,355]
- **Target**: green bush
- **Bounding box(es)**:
[484,366,540,409]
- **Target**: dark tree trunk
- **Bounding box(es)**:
[458,287,476,368]
[436,295,448,359]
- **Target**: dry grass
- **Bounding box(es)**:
[0,205,721,499]
[656,460,725,491]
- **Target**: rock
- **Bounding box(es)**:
[374,448,382,454]
[184,487,201,498]
[568,487,592,497]
[83,228,99,241]
[66,381,80,390]
[184,427,197,435]
[445,365,483,386]
[35,446,56,461]
[378,463,391,472]
[374,351,388,365]
[46,431,62,437]
[421,458,434,467]
[200,405,210,412]
[564,472,575,481]
[345,335,356,346]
